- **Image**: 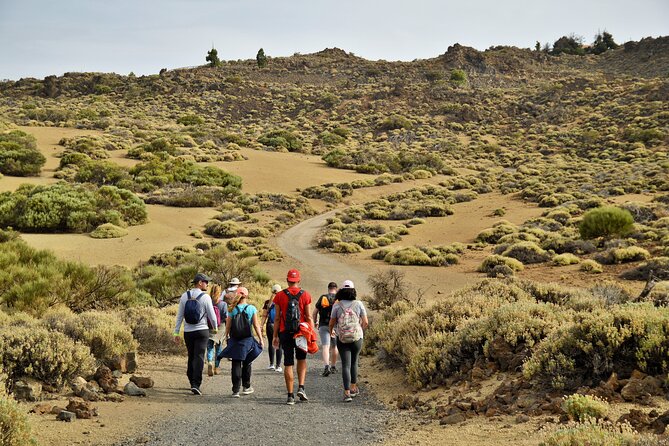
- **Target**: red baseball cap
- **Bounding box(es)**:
[286,269,301,282]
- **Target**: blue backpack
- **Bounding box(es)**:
[268,303,276,324]
[184,290,206,324]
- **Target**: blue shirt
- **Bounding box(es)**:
[229,303,257,322]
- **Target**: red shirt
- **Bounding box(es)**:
[273,286,312,333]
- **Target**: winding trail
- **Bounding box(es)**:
[276,210,372,295]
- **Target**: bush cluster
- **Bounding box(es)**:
[0,130,45,176]
[0,394,37,445]
[562,394,609,422]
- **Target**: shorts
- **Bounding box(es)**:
[318,326,334,346]
[280,331,307,366]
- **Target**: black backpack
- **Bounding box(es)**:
[284,289,304,333]
[230,305,252,339]
[184,291,206,324]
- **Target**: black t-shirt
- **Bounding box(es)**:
[315,293,336,325]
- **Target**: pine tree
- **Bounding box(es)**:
[256,48,268,68]
[206,48,221,67]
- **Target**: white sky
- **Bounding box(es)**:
[0,0,667,80]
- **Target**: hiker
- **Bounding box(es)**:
[224,277,242,305]
[220,287,264,398]
[272,269,314,405]
[206,284,228,376]
[173,273,219,395]
[260,284,283,372]
[329,280,368,403]
[313,281,339,376]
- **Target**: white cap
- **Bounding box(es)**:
[342,280,355,289]
[271,284,282,293]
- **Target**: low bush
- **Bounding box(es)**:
[620,257,669,281]
[258,129,303,151]
[366,269,410,310]
[580,259,603,273]
[580,206,634,240]
[562,394,609,422]
[331,242,364,253]
[123,307,184,354]
[0,183,147,233]
[204,220,244,238]
[553,253,580,266]
[42,308,138,364]
[0,325,94,388]
[596,246,651,265]
[523,303,669,390]
[0,394,37,445]
[478,255,524,273]
[501,241,551,264]
[475,222,518,244]
[90,223,128,238]
[0,130,45,176]
[541,420,637,446]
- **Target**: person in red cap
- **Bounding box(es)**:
[272,269,314,405]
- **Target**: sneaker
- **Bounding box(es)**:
[267,365,275,371]
[214,367,221,375]
[350,388,360,398]
[207,362,214,377]
[296,388,308,402]
[231,392,240,398]
[286,395,295,405]
[330,365,338,374]
[242,387,254,395]
[191,387,202,395]
[322,365,331,377]
[343,393,353,403]
[275,366,283,373]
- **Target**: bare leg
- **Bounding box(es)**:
[296,359,307,386]
[284,365,294,394]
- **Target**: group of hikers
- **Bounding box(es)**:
[173,268,369,404]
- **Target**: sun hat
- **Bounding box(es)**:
[271,284,282,293]
[236,287,249,297]
[342,280,355,289]
[286,269,301,282]
[229,277,241,285]
[327,282,338,289]
[192,273,211,284]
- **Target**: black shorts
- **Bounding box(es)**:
[279,331,307,366]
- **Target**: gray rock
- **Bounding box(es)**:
[13,377,42,402]
[440,413,466,425]
[57,410,77,422]
[112,370,123,379]
[124,382,146,397]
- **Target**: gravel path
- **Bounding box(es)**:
[116,352,390,446]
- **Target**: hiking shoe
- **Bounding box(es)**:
[275,366,283,373]
[350,388,360,398]
[330,365,338,374]
[343,394,353,403]
[297,388,308,402]
[207,362,214,377]
[242,387,254,395]
[191,387,202,395]
[231,392,240,398]
[214,367,221,375]
[286,395,295,405]
[322,365,331,377]
[267,365,275,371]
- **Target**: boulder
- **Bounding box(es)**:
[621,376,662,403]
[651,410,669,435]
[30,403,54,415]
[617,409,652,431]
[440,413,466,425]
[487,337,514,371]
[108,355,127,373]
[57,410,77,422]
[123,382,146,397]
[94,366,118,393]
[50,406,66,415]
[130,376,154,389]
[73,382,100,402]
[515,414,530,423]
[13,377,42,402]
[103,392,125,403]
[125,352,138,374]
[66,398,98,419]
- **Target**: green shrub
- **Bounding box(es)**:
[123,307,183,354]
[42,308,138,364]
[475,222,518,244]
[562,394,609,422]
[523,303,669,390]
[450,69,467,83]
[553,253,580,266]
[378,115,413,131]
[580,259,603,273]
[384,246,432,265]
[502,241,551,264]
[90,223,128,239]
[478,255,524,273]
[0,130,45,176]
[204,220,244,238]
[0,325,94,388]
[0,183,147,233]
[331,242,363,253]
[596,246,651,265]
[258,130,303,151]
[176,114,204,125]
[541,420,636,446]
[580,206,634,240]
[0,395,37,445]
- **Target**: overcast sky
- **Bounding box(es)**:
[1,0,667,80]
